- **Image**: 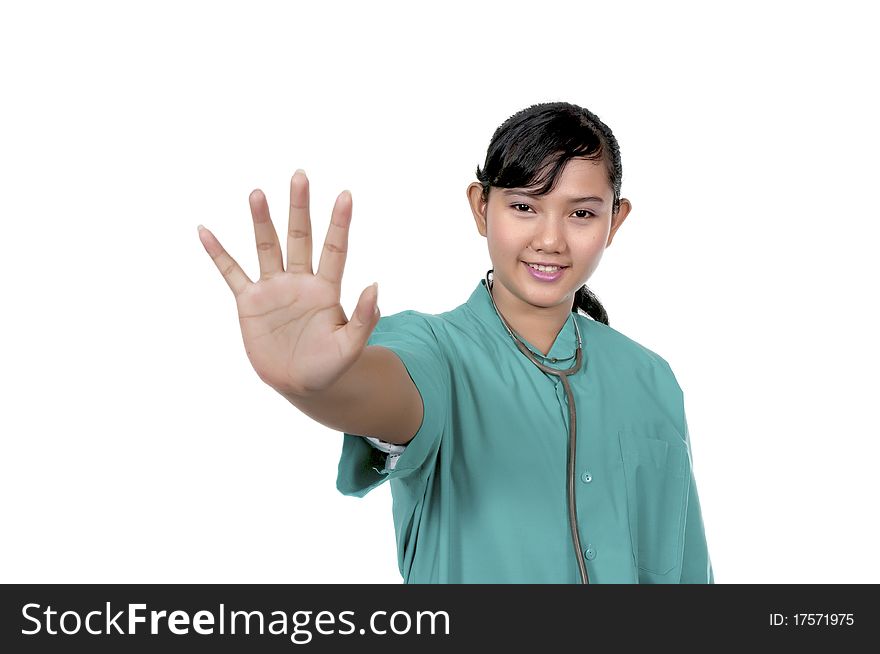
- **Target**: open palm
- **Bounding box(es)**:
[198,170,380,396]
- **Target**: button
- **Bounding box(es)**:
[550,357,558,363]
[580,471,593,483]
[584,545,597,560]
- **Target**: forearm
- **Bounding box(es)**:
[270,345,421,444]
[273,353,368,433]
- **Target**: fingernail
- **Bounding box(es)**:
[294,168,305,177]
[197,224,204,231]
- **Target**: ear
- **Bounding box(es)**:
[606,198,632,247]
[467,182,488,237]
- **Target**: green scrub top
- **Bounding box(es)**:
[337,278,714,584]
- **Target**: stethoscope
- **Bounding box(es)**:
[483,269,590,584]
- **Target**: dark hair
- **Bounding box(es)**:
[475,101,623,326]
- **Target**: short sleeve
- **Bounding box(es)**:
[660,360,715,584]
[335,310,450,498]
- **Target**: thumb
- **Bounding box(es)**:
[352,281,380,332]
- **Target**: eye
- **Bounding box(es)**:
[510,204,595,220]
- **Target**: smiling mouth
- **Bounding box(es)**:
[522,262,569,284]
[523,262,568,271]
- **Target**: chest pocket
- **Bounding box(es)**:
[618,429,690,576]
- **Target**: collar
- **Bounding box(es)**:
[464,277,579,364]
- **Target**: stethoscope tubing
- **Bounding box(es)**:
[484,269,589,584]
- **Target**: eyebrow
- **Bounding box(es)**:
[501,188,606,204]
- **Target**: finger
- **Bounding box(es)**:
[354,282,379,326]
[316,189,352,289]
[248,189,284,278]
[197,225,254,298]
[342,282,380,351]
[287,169,312,274]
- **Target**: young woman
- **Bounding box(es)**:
[198,101,714,584]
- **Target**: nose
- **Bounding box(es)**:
[532,215,564,252]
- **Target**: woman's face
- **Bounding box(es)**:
[468,157,631,312]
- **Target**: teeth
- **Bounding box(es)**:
[527,263,561,273]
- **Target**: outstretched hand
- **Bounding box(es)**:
[198,170,380,396]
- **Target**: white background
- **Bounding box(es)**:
[1,0,877,584]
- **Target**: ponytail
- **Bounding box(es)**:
[573,285,609,325]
